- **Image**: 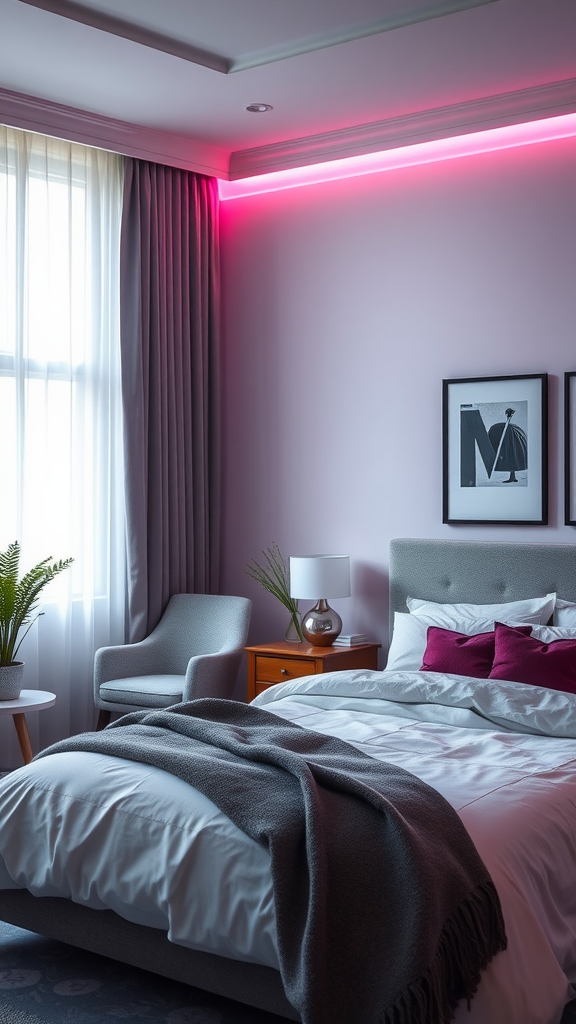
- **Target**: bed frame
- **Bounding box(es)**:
[2,538,576,1021]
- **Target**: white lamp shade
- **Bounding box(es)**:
[289,555,351,599]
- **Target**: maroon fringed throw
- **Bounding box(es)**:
[37,699,507,1024]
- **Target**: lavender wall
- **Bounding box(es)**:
[220,136,576,671]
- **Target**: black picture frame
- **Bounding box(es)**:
[442,373,548,525]
[565,372,576,526]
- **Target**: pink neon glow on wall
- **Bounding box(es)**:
[219,114,576,201]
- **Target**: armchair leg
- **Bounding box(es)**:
[96,709,112,730]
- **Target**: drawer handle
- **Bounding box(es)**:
[280,668,289,675]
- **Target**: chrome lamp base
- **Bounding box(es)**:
[301,599,342,646]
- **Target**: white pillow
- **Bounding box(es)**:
[531,624,576,642]
[406,593,556,627]
[553,598,576,628]
[386,613,502,672]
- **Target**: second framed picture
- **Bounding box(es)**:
[565,372,576,526]
[442,373,548,525]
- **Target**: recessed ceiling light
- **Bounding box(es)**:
[245,103,273,113]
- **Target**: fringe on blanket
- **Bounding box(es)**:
[384,880,508,1024]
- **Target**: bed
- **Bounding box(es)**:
[1,537,576,1024]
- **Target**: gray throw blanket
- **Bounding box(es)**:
[37,699,507,1024]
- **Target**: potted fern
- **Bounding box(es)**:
[0,541,73,700]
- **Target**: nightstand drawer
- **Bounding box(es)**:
[254,655,315,684]
[246,641,381,702]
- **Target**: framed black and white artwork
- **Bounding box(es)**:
[442,373,548,525]
[565,372,576,526]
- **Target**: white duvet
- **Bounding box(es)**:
[1,668,576,1024]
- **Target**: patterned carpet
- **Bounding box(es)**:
[1,920,575,1024]
[0,921,288,1024]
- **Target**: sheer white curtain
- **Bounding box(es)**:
[0,126,126,767]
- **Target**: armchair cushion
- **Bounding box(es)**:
[100,675,184,708]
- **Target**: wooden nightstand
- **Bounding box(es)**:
[245,640,381,702]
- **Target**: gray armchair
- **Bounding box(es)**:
[94,593,252,729]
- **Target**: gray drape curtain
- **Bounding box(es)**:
[120,159,221,642]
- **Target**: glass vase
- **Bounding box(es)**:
[284,609,303,643]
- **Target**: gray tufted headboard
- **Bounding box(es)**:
[389,538,576,636]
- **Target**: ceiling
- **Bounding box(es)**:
[0,0,575,179]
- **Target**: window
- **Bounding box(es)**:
[0,126,126,753]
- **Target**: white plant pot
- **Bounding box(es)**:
[0,662,24,700]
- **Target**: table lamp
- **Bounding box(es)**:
[289,554,351,646]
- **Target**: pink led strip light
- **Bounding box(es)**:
[219,113,576,200]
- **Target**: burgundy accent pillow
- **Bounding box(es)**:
[489,622,576,693]
[420,625,532,678]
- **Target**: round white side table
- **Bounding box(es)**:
[0,690,56,765]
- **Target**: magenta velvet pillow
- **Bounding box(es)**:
[420,625,532,678]
[489,622,576,693]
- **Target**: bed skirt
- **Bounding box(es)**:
[0,889,301,1021]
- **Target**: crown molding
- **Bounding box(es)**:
[0,87,229,179]
[2,78,575,186]
[229,77,576,179]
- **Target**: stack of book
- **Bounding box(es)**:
[334,633,367,646]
